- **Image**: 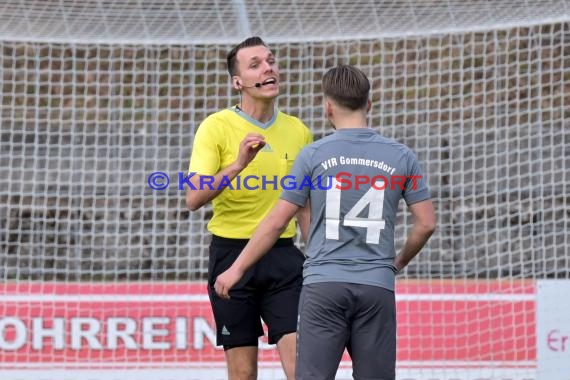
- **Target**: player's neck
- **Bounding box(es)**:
[332,115,368,130]
[237,98,276,124]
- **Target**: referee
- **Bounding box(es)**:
[186,36,313,380]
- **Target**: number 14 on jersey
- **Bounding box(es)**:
[325,178,386,244]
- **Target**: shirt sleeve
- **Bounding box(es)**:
[304,124,314,145]
[280,146,312,207]
[188,118,221,176]
[403,150,431,205]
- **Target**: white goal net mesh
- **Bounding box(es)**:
[0,1,569,379]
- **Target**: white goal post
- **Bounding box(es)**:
[1,1,569,379]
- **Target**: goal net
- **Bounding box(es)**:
[1,1,569,379]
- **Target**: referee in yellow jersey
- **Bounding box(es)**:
[186,37,313,380]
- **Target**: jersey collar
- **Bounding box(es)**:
[231,106,278,130]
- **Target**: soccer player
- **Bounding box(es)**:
[214,64,436,380]
[185,36,312,380]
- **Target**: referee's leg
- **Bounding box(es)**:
[276,332,297,380]
[258,242,305,380]
[208,236,264,380]
[224,345,258,380]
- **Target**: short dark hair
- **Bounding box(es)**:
[322,65,370,111]
[226,36,268,76]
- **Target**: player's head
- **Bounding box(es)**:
[322,64,370,112]
[227,36,279,96]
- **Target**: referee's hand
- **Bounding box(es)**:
[236,133,266,169]
[214,266,243,300]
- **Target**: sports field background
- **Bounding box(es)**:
[2,29,568,282]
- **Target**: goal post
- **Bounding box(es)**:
[1,1,569,379]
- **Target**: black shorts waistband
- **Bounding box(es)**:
[211,235,294,249]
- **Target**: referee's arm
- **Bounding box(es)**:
[185,163,242,211]
[186,133,265,211]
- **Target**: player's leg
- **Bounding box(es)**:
[347,284,396,380]
[257,242,304,380]
[208,236,265,380]
[295,282,352,380]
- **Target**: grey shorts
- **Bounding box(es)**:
[296,282,396,380]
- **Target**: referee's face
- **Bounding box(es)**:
[236,45,280,98]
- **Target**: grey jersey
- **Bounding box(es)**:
[281,128,430,291]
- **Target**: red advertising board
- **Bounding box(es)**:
[0,280,536,379]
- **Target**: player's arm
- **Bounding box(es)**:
[214,199,300,299]
[393,199,436,272]
[186,133,266,211]
[296,199,310,243]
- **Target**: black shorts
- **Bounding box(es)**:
[207,235,304,347]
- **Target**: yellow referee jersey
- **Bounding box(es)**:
[189,107,313,239]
